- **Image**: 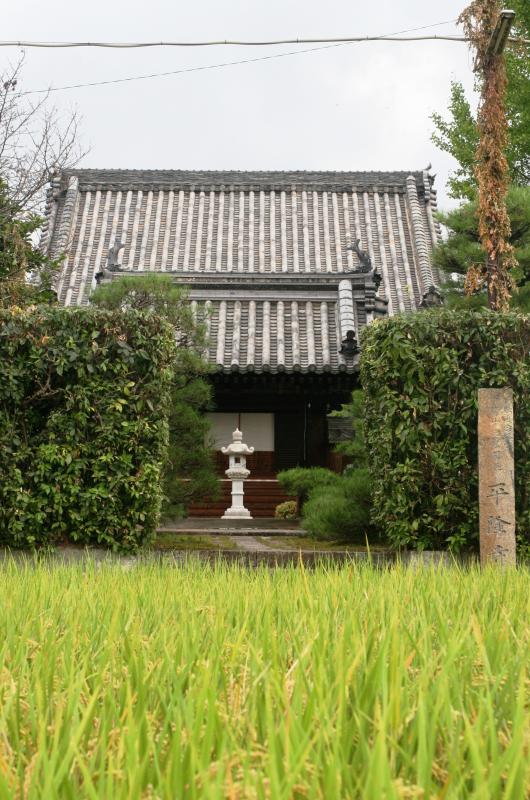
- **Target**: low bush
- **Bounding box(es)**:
[0,306,176,551]
[361,309,530,553]
[274,500,298,520]
[302,469,374,542]
[277,467,341,508]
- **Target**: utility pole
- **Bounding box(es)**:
[460,4,518,311]
[485,9,515,57]
[460,4,518,565]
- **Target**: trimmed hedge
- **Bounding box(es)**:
[0,306,176,551]
[361,309,530,552]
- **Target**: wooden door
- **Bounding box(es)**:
[274,411,306,471]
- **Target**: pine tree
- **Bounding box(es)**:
[434,186,530,312]
[91,275,218,517]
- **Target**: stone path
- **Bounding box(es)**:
[158,517,304,537]
[231,535,287,553]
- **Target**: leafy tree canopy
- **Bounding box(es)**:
[0,178,57,306]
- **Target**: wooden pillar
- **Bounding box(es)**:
[478,388,516,566]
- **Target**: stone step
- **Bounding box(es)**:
[188,479,294,518]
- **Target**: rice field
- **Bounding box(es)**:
[0,560,528,799]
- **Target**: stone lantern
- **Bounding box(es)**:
[221,428,255,519]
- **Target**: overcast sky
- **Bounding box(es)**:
[6,0,478,208]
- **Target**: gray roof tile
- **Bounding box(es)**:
[47,168,440,374]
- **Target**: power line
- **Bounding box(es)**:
[19,40,466,96]
[18,44,357,95]
[1,20,459,49]
[5,26,528,52]
[3,35,472,48]
[16,20,468,97]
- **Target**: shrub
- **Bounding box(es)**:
[0,306,176,551]
[277,467,341,508]
[274,500,298,520]
[360,309,530,553]
[302,469,374,542]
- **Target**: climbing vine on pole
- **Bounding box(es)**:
[459,0,518,311]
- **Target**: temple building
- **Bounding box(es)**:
[43,169,441,515]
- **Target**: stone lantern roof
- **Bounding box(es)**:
[221,428,255,456]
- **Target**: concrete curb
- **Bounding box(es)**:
[0,547,479,569]
[0,546,389,567]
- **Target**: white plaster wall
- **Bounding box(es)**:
[206,412,274,451]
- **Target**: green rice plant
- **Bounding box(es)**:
[0,561,528,798]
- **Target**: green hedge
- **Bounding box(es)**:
[0,306,176,551]
[360,309,530,552]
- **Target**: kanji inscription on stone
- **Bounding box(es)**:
[478,388,516,566]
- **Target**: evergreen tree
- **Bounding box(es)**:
[434,186,530,312]
[91,275,218,517]
[330,390,367,468]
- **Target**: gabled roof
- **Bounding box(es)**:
[43,169,441,375]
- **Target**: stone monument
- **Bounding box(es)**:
[478,388,516,566]
[221,428,255,519]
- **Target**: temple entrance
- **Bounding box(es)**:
[206,407,327,476]
[187,373,357,516]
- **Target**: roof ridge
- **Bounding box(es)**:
[60,168,433,191]
[63,167,427,176]
[64,167,426,173]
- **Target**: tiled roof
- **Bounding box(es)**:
[195,298,349,374]
[43,169,441,375]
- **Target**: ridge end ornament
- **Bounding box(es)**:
[345,238,382,289]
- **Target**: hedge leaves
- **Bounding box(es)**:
[361,309,529,553]
[0,306,176,551]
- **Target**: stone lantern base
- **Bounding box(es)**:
[222,477,252,519]
[222,507,252,520]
